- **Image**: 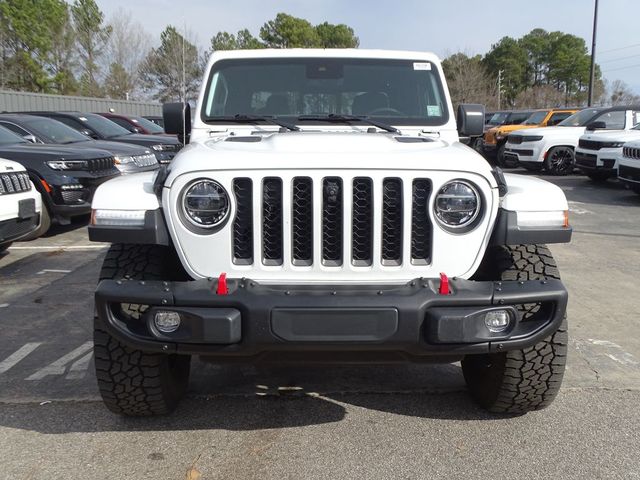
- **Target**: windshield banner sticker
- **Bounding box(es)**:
[413,62,432,70]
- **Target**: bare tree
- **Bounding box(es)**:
[605,79,640,106]
[513,85,567,108]
[442,52,499,110]
[103,8,151,99]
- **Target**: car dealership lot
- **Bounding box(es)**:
[0,174,639,479]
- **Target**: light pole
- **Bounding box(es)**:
[588,0,599,106]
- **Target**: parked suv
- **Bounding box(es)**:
[575,124,640,182]
[0,158,42,251]
[98,112,167,135]
[482,110,532,160]
[89,49,571,416]
[485,109,578,166]
[0,125,119,236]
[0,114,159,174]
[618,140,640,195]
[504,106,640,175]
[23,112,182,164]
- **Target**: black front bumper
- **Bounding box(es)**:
[575,152,617,174]
[0,213,39,243]
[95,277,568,362]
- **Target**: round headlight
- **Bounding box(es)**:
[182,180,230,228]
[434,181,481,230]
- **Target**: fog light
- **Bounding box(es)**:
[484,310,511,333]
[154,311,181,333]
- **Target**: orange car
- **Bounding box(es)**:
[483,108,579,166]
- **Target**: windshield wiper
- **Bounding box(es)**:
[206,114,300,132]
[297,114,399,133]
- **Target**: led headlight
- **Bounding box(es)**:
[182,180,230,229]
[434,181,481,230]
[46,160,88,170]
[601,141,625,149]
[113,155,134,165]
[521,135,543,142]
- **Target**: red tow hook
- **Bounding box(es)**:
[439,272,450,295]
[216,272,229,295]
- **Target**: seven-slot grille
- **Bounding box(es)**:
[623,146,640,159]
[0,172,31,195]
[87,157,116,173]
[578,139,603,150]
[232,176,433,267]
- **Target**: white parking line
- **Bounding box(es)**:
[9,245,108,251]
[0,343,42,374]
[66,351,94,380]
[36,269,72,275]
[26,342,93,381]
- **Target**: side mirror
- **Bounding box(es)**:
[457,104,485,138]
[586,121,606,131]
[163,102,191,144]
[23,134,38,143]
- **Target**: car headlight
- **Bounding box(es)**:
[182,180,230,229]
[601,142,624,148]
[522,135,543,142]
[113,155,134,165]
[152,144,174,151]
[133,153,158,167]
[434,181,481,230]
[46,160,88,170]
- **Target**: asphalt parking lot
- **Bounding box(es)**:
[0,173,639,479]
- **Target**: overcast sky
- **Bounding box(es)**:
[100,0,640,95]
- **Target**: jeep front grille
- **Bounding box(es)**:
[231,175,433,268]
[0,172,31,195]
[623,146,640,160]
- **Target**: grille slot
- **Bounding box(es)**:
[411,179,432,264]
[262,177,283,265]
[381,178,403,265]
[623,147,640,159]
[232,178,253,264]
[322,177,343,265]
[0,172,31,195]
[352,177,373,266]
[292,177,313,265]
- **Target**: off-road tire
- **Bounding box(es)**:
[463,244,568,414]
[544,146,575,175]
[495,143,517,168]
[94,244,191,416]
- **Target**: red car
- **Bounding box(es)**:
[97,112,166,135]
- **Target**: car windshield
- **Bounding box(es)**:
[523,111,549,125]
[132,116,165,133]
[0,125,26,145]
[201,57,449,126]
[27,118,90,144]
[557,108,603,127]
[487,112,509,125]
[78,113,131,138]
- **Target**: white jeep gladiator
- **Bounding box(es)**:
[0,157,42,252]
[89,49,572,416]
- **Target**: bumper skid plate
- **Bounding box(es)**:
[95,277,568,361]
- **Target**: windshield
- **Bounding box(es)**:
[523,111,549,125]
[132,116,165,133]
[0,125,26,145]
[488,112,509,125]
[202,57,449,126]
[79,113,131,138]
[27,118,90,144]
[557,108,602,127]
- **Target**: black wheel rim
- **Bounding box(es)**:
[549,148,574,174]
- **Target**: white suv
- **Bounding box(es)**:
[504,106,640,175]
[88,49,572,416]
[575,125,640,181]
[0,158,42,252]
[618,140,640,194]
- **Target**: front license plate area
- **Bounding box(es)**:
[18,198,36,220]
[271,308,399,342]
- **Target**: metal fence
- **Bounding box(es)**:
[0,90,162,116]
